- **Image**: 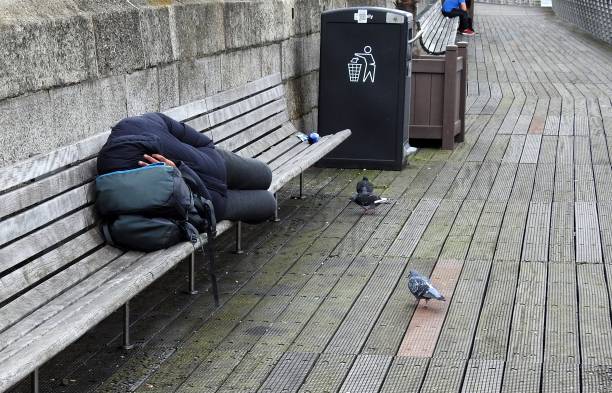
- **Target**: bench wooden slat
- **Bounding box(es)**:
[210,97,286,143]
[423,16,446,49]
[256,134,303,165]
[418,1,459,54]
[163,99,207,123]
[236,118,293,158]
[268,130,352,193]
[0,183,94,247]
[0,159,96,220]
[0,238,198,364]
[205,73,282,113]
[0,246,123,334]
[271,133,348,177]
[0,207,97,275]
[0,133,108,194]
[208,85,285,128]
[424,12,449,50]
[439,18,453,52]
[184,113,211,133]
[268,143,312,171]
[0,229,103,305]
[420,4,441,31]
[444,18,458,48]
[217,110,288,152]
[0,250,146,357]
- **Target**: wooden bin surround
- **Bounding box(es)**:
[409,42,468,149]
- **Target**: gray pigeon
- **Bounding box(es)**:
[408,270,445,302]
[356,177,374,194]
[350,191,390,213]
[350,177,390,213]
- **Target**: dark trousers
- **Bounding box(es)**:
[442,8,473,32]
[217,149,276,223]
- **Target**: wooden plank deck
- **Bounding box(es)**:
[8,3,612,392]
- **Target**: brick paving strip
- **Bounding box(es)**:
[396,259,464,357]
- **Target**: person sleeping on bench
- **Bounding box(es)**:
[442,0,476,36]
[97,112,277,224]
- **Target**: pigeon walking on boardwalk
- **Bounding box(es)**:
[408,270,445,303]
[356,176,374,194]
[350,177,390,213]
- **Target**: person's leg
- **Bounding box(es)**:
[444,9,469,32]
[216,148,272,190]
[223,189,277,223]
[456,10,470,32]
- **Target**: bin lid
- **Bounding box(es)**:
[322,7,413,25]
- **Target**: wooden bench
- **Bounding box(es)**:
[0,73,351,392]
[416,0,460,55]
[406,1,468,149]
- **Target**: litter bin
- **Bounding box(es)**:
[317,7,413,170]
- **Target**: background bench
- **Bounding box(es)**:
[407,1,469,149]
[417,0,459,55]
[0,73,350,392]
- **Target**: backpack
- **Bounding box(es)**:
[95,163,216,252]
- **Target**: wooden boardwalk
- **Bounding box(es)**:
[11,4,612,393]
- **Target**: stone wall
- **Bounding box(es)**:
[0,0,391,167]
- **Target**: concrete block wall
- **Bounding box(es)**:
[0,0,392,167]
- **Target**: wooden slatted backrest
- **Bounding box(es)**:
[184,73,301,165]
[0,72,295,325]
[419,1,459,54]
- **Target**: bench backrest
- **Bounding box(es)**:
[0,73,294,329]
[418,1,459,55]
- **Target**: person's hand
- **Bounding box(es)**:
[138,154,176,167]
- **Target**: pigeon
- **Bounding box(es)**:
[408,270,445,303]
[350,177,391,213]
[356,176,374,194]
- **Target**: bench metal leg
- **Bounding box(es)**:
[188,252,198,295]
[291,173,306,199]
[234,222,244,254]
[272,193,280,222]
[207,235,220,307]
[123,302,134,350]
[31,368,39,393]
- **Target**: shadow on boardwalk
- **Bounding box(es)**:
[11,3,612,393]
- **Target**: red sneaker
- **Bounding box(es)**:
[460,28,475,36]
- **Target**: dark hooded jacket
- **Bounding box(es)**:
[97,112,228,219]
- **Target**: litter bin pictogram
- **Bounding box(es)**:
[347,58,362,82]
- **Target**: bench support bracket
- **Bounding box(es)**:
[291,173,306,199]
[234,222,244,254]
[31,368,39,393]
[188,252,198,295]
[123,302,134,350]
